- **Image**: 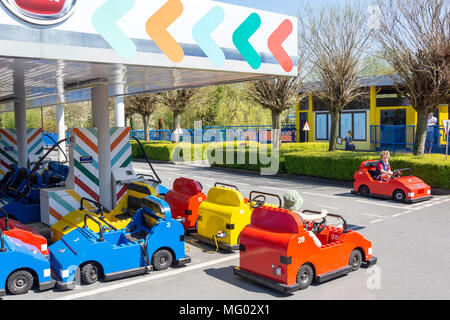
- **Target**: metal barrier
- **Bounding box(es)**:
[370,125,446,154]
[129,125,297,144]
[42,132,71,147]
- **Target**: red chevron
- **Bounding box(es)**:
[268,19,294,72]
[75,176,99,202]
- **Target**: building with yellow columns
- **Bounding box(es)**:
[296,76,449,152]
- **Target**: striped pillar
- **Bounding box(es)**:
[27,128,44,165]
[72,128,100,202]
[0,129,18,176]
[0,129,44,176]
[110,127,132,204]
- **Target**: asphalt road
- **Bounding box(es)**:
[4,161,450,301]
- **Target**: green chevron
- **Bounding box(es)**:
[232,13,262,70]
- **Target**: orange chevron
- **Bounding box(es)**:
[0,129,17,145]
[73,128,98,154]
[111,127,130,152]
[49,207,63,221]
[146,0,184,63]
[28,128,43,144]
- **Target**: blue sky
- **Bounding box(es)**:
[216,0,375,16]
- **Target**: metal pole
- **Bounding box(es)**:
[92,83,113,210]
[13,66,27,168]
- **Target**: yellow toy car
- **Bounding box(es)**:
[193,183,281,251]
[50,182,156,242]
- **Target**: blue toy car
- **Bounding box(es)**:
[0,229,55,296]
[0,162,69,224]
[49,195,191,290]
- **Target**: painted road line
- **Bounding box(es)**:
[55,254,240,300]
[363,213,389,219]
[302,192,339,199]
[391,213,403,218]
[369,219,384,224]
[355,200,407,209]
[318,205,338,210]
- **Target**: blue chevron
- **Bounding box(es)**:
[192,6,226,66]
[92,0,137,59]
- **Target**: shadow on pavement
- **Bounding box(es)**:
[203,266,292,298]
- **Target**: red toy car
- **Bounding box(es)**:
[352,160,432,203]
[0,211,48,256]
[164,177,207,232]
[233,206,376,294]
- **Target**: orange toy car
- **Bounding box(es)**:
[352,160,432,203]
[0,212,48,256]
[164,177,207,232]
[233,206,377,293]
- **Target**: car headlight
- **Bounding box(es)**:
[61,269,70,279]
[44,269,51,278]
[368,248,373,256]
[41,244,47,252]
[427,190,431,195]
[408,192,415,197]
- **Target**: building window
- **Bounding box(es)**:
[316,113,329,140]
[315,111,367,141]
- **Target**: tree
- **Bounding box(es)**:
[298,1,372,151]
[125,94,159,141]
[158,88,200,143]
[375,0,450,156]
[247,77,305,149]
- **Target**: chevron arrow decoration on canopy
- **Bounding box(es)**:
[232,13,262,70]
[192,6,226,67]
[92,0,137,59]
[268,19,294,72]
[146,0,185,63]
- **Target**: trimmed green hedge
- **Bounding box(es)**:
[131,141,449,189]
[284,151,450,189]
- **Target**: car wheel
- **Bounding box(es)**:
[81,263,100,285]
[349,249,363,271]
[359,185,370,197]
[296,264,314,290]
[393,190,406,202]
[7,270,34,295]
[152,249,173,271]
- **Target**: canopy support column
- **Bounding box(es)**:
[91,83,113,210]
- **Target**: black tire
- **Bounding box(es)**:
[359,185,370,197]
[349,249,363,271]
[152,249,173,271]
[393,190,406,202]
[81,263,100,285]
[7,270,34,295]
[296,264,314,290]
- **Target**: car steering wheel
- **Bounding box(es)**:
[250,195,266,209]
[313,218,327,234]
[393,170,401,179]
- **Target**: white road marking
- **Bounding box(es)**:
[54,254,239,301]
[355,200,406,209]
[391,213,403,217]
[318,205,338,210]
[363,213,389,219]
[369,219,384,224]
[302,192,339,199]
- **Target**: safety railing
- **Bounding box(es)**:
[370,125,447,154]
[130,125,297,144]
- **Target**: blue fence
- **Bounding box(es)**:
[370,125,447,154]
[42,132,71,148]
[130,125,297,144]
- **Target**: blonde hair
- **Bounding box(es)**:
[380,151,390,158]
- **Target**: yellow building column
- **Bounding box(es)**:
[296,102,300,142]
[308,92,314,142]
[369,86,378,151]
